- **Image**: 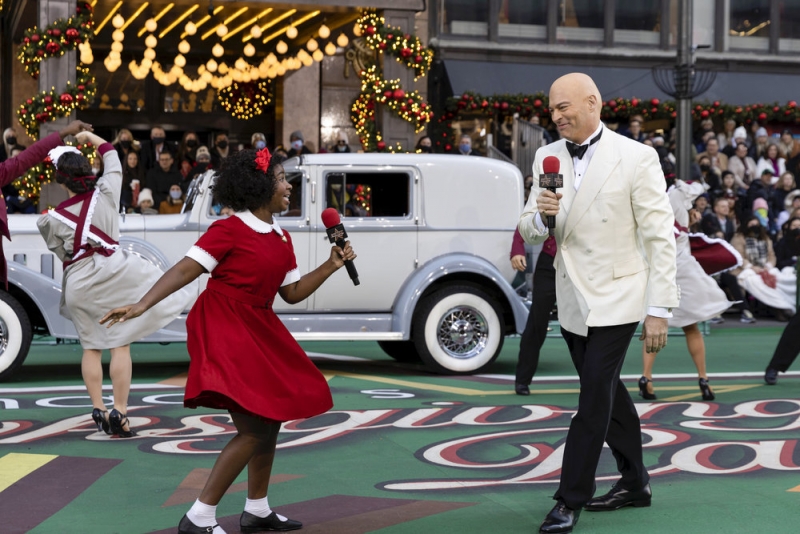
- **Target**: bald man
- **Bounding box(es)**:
[519,73,679,533]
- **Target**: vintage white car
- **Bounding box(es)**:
[0,153,528,379]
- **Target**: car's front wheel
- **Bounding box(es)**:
[0,291,33,381]
[377,340,421,362]
[413,284,505,374]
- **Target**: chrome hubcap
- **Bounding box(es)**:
[436,306,488,359]
[0,315,9,357]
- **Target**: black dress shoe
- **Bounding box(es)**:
[240,511,302,532]
[638,376,656,400]
[178,514,218,534]
[765,367,779,385]
[584,483,651,511]
[515,383,530,396]
[539,501,580,533]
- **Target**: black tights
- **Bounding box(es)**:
[199,411,281,505]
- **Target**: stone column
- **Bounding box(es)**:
[282,64,321,152]
[379,10,416,150]
[37,0,76,138]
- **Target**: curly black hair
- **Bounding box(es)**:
[212,148,280,212]
[55,152,97,194]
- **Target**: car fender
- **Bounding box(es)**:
[6,261,78,339]
[391,253,529,338]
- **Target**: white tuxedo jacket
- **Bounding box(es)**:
[519,126,680,336]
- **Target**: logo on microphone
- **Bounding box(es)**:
[330,228,345,241]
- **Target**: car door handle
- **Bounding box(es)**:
[311,181,316,203]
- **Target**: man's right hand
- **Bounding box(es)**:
[536,190,563,222]
[59,121,93,139]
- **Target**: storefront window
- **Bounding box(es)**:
[557,0,604,42]
[729,0,769,51]
[779,0,800,52]
[498,0,547,39]
[614,0,660,45]
[439,0,489,37]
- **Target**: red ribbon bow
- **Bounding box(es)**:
[255,147,272,172]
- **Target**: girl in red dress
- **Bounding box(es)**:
[102,148,356,534]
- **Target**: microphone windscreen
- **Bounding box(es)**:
[321,207,342,229]
[543,155,560,174]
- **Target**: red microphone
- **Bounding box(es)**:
[321,207,360,286]
[540,156,564,237]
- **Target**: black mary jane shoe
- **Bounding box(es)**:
[109,409,136,438]
[91,408,111,435]
[638,376,656,400]
[178,514,218,534]
[240,511,302,532]
[698,378,715,401]
[539,501,580,533]
[515,383,531,396]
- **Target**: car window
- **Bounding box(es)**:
[276,171,303,218]
[324,171,411,218]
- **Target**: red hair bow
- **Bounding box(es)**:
[255,147,272,172]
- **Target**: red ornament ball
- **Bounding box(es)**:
[414,55,423,64]
[377,141,386,150]
[445,144,452,152]
[366,26,376,36]
[31,34,40,42]
[378,42,386,50]
[51,28,62,37]
[533,99,542,107]
[700,110,709,118]
[26,99,33,105]
[650,98,660,106]
[43,95,53,104]
[631,98,639,107]
[608,100,617,108]
[789,101,798,108]
[393,89,405,99]
[60,93,73,105]
[383,90,393,99]
[401,47,412,58]
[758,112,767,121]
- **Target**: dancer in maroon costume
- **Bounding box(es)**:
[102,147,356,534]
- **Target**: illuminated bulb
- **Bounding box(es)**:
[212,43,224,57]
[109,50,121,60]
[206,58,218,72]
[286,25,297,39]
[112,14,125,29]
[312,49,323,62]
[307,38,318,51]
[276,64,286,75]
[198,64,206,74]
[218,62,229,74]
[353,23,362,37]
[259,63,269,76]
[276,40,288,54]
[141,58,153,69]
[201,71,213,82]
[337,33,349,47]
[267,65,277,78]
[250,25,262,39]
[216,24,228,37]
[143,48,155,60]
[244,43,256,57]
[112,29,124,42]
[174,54,186,68]
[178,40,190,54]
[266,52,277,64]
[235,57,247,70]
[145,18,157,33]
[242,72,252,83]
[145,35,158,48]
[301,54,313,67]
[111,41,123,53]
[318,24,330,39]
[179,74,189,85]
[325,42,336,55]
[185,21,197,35]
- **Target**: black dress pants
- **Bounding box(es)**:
[767,312,800,372]
[555,322,648,510]
[515,253,556,385]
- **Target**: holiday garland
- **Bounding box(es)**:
[16,1,96,139]
[350,10,434,152]
[217,81,273,120]
[432,92,800,152]
[14,142,96,204]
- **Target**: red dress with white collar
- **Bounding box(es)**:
[183,212,332,422]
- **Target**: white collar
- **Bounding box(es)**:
[234,210,284,235]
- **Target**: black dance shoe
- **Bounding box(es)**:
[178,514,218,534]
[91,408,111,435]
[240,511,302,532]
[698,378,715,401]
[109,409,136,438]
[765,367,779,385]
[584,483,652,511]
[539,501,580,533]
[638,376,656,400]
[515,383,531,396]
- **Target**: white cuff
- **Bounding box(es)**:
[534,212,548,232]
[186,245,218,272]
[281,268,300,287]
[647,306,673,319]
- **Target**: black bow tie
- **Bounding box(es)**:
[566,130,603,160]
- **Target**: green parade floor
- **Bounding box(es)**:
[1,322,798,533]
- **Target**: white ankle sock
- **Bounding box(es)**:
[187,500,227,533]
[244,496,286,521]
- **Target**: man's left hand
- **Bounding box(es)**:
[639,315,668,354]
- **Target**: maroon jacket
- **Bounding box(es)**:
[0,132,64,287]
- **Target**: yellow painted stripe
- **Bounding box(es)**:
[788,484,800,492]
[0,453,58,493]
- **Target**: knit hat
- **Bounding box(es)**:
[733,126,747,140]
[290,130,304,142]
[195,146,211,161]
[786,189,800,209]
[761,167,775,175]
[138,188,154,204]
[755,127,768,138]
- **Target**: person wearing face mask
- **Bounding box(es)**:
[415,135,433,154]
[251,132,268,152]
[112,129,137,162]
[286,130,312,158]
[454,134,476,156]
[159,184,186,214]
[211,132,235,168]
[141,126,177,172]
[1,128,20,162]
[331,130,351,153]
[178,131,201,166]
